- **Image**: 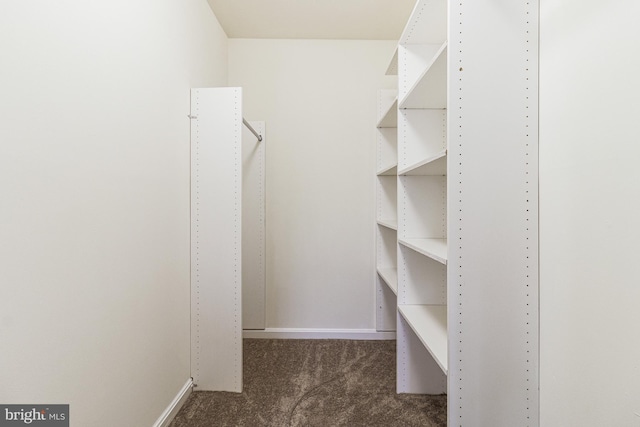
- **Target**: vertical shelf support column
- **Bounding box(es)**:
[448,1,539,424]
[190,88,243,392]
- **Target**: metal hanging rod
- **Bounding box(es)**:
[243,118,263,142]
[188,114,262,142]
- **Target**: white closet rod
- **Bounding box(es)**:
[243,118,263,142]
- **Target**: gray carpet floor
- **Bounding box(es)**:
[170,339,446,427]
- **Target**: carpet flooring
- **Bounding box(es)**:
[170,339,446,427]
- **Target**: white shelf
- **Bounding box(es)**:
[398,304,448,374]
[398,150,446,176]
[377,268,398,295]
[377,164,398,176]
[377,219,398,231]
[399,42,447,110]
[398,238,447,265]
[376,97,398,128]
[386,48,398,76]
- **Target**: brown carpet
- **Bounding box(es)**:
[170,339,446,427]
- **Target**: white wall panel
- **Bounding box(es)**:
[0,1,228,425]
[540,1,640,425]
[229,39,396,330]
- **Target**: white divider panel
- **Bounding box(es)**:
[190,88,242,392]
[242,121,266,330]
[448,1,539,425]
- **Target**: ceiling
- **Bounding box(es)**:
[206,0,417,40]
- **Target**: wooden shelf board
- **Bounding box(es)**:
[399,41,447,110]
[398,150,447,176]
[376,97,398,128]
[398,238,447,264]
[377,164,398,176]
[377,219,398,231]
[377,267,398,295]
[398,304,448,374]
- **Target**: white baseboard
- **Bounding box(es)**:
[153,378,193,427]
[243,328,396,340]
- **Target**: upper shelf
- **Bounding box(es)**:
[399,0,447,45]
[398,304,448,374]
[399,150,446,176]
[377,97,398,128]
[398,238,447,264]
[399,42,447,109]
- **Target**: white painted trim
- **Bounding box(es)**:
[243,328,396,340]
[152,378,193,427]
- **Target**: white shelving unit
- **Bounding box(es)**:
[392,0,449,396]
[375,89,399,332]
[384,0,540,424]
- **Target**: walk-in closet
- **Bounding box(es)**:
[2,1,639,426]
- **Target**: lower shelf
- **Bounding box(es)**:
[398,304,448,374]
[377,267,398,295]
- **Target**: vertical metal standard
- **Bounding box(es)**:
[190,88,243,392]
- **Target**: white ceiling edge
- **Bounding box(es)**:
[206,0,417,40]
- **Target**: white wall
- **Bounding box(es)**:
[229,39,396,330]
[540,1,640,425]
[0,1,227,426]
